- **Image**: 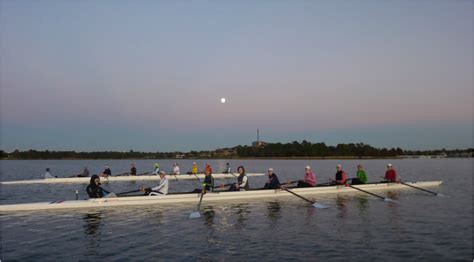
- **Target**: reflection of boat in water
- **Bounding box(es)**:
[1,173,265,185]
[0,181,442,212]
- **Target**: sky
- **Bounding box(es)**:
[1,0,473,152]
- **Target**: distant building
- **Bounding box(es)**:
[252,128,266,148]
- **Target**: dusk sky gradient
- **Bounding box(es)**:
[1,0,473,152]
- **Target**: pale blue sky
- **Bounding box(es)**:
[1,0,472,152]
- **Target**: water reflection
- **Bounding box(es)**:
[266,201,281,224]
[83,212,103,256]
[357,196,369,217]
[202,206,215,227]
[232,203,250,229]
[336,195,349,219]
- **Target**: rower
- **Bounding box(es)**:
[86,175,110,198]
[189,162,198,175]
[383,163,397,182]
[77,165,89,177]
[192,167,214,193]
[172,163,180,175]
[228,166,249,191]
[44,168,56,179]
[101,165,112,178]
[130,163,137,176]
[224,163,231,173]
[152,163,160,175]
[144,171,169,195]
[205,163,212,174]
[350,164,367,185]
[297,165,316,187]
[334,164,347,185]
[263,168,281,189]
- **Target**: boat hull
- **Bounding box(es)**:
[0,173,264,185]
[0,181,442,212]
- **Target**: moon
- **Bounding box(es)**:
[220,98,226,103]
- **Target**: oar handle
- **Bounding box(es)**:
[116,189,142,196]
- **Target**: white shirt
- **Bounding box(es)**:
[151,177,168,194]
[239,175,248,190]
[45,171,54,179]
[173,165,180,175]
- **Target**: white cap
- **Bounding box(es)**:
[268,168,273,172]
[305,165,311,170]
[336,164,342,168]
[387,163,392,167]
[159,171,166,175]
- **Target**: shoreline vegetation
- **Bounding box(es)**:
[1,141,472,160]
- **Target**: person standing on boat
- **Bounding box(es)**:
[229,166,249,191]
[384,163,397,182]
[264,168,281,189]
[224,163,231,173]
[297,165,316,187]
[130,164,137,176]
[351,165,367,185]
[144,171,169,195]
[152,163,160,175]
[172,163,180,175]
[44,168,56,179]
[86,175,110,198]
[334,164,347,185]
[192,167,214,193]
[101,165,112,177]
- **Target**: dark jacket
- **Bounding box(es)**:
[86,175,109,198]
[264,173,281,189]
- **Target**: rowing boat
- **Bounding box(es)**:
[0,173,264,185]
[0,181,442,212]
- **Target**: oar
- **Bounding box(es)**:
[116,189,142,196]
[115,172,130,177]
[399,180,446,197]
[193,174,202,182]
[282,188,328,209]
[190,191,205,219]
[348,184,396,202]
[137,171,151,176]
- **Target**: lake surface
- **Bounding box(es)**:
[0,159,472,261]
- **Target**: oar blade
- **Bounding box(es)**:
[436,193,449,198]
[312,202,329,209]
[383,198,398,203]
[189,211,201,219]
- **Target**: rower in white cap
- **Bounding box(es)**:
[263,168,281,189]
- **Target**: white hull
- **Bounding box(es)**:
[0,181,442,212]
[0,173,264,185]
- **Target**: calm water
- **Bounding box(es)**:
[0,159,472,261]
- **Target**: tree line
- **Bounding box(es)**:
[1,142,472,160]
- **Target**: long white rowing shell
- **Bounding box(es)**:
[0,181,442,212]
[0,173,264,185]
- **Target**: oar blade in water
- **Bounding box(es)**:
[189,211,201,219]
[436,193,449,198]
[312,202,329,209]
[383,198,397,203]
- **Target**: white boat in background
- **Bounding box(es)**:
[0,181,442,212]
[0,173,264,185]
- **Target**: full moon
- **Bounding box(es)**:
[220,98,226,103]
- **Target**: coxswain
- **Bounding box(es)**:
[228,166,249,191]
[86,175,111,198]
[263,168,281,189]
[297,165,316,187]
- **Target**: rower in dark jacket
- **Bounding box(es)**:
[86,175,110,198]
[192,167,214,193]
[229,166,249,191]
[263,168,281,189]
